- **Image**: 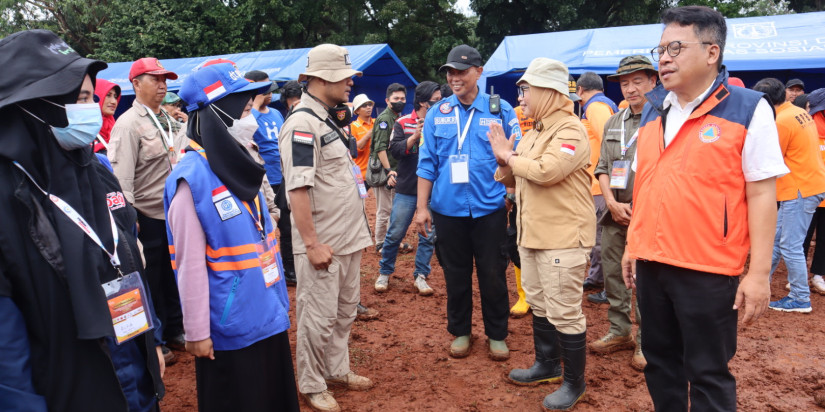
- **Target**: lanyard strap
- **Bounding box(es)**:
[96,134,109,150]
[12,161,122,272]
[455,108,475,153]
[143,105,174,149]
[242,196,265,241]
[619,109,638,158]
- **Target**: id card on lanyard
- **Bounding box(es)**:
[243,196,284,287]
[609,111,637,190]
[348,152,368,198]
[451,108,475,184]
[13,161,153,345]
[143,105,175,169]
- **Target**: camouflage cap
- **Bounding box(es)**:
[607,55,657,82]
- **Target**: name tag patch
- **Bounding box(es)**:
[434,116,457,125]
[321,131,338,146]
[211,185,242,221]
[479,118,502,127]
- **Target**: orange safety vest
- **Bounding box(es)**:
[627,76,764,276]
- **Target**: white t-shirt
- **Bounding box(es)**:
[662,82,789,182]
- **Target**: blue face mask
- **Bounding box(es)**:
[49,103,103,150]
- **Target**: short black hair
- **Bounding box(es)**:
[414,81,440,111]
[279,80,302,107]
[661,6,726,71]
[440,83,453,98]
[577,72,603,92]
[752,78,785,107]
[385,83,406,99]
[792,93,809,110]
[244,70,269,82]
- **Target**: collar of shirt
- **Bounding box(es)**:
[298,93,330,120]
[445,89,487,112]
[355,117,374,127]
[662,81,716,113]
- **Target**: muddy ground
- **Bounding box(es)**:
[159,196,825,411]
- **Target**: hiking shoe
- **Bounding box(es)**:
[356,303,379,321]
[326,371,373,391]
[161,345,176,366]
[450,335,472,358]
[489,339,510,361]
[812,275,825,295]
[588,332,635,354]
[769,296,812,313]
[630,345,647,371]
[165,333,186,352]
[414,275,434,296]
[587,290,608,304]
[303,390,340,412]
[582,279,603,291]
[374,274,389,292]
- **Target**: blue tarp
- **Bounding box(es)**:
[97,44,418,114]
[482,11,825,105]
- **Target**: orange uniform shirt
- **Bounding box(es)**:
[515,105,535,134]
[812,111,825,206]
[350,117,374,177]
[581,101,614,196]
[774,102,825,202]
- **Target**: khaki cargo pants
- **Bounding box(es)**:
[519,247,589,334]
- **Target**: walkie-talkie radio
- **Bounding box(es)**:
[489,85,501,115]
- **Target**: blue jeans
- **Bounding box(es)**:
[379,193,435,277]
[771,191,825,302]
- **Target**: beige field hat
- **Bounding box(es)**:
[517,58,569,97]
[352,93,374,111]
[299,44,362,83]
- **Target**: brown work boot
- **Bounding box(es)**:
[588,332,635,354]
[630,344,647,371]
[356,303,379,321]
[326,371,373,391]
[303,390,341,412]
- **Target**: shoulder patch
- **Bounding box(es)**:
[379,121,389,130]
[439,102,453,114]
[106,192,126,211]
[293,131,314,145]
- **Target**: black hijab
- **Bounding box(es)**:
[0,30,123,339]
[187,90,265,203]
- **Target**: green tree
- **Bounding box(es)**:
[0,0,109,55]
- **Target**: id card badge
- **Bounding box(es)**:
[351,165,368,199]
[101,272,153,345]
[449,154,470,184]
[609,160,630,189]
[257,240,283,288]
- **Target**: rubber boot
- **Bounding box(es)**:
[542,331,587,411]
[508,314,562,385]
[510,266,530,317]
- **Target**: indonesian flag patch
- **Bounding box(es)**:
[204,80,226,101]
[211,185,241,221]
[560,143,576,156]
[293,131,314,145]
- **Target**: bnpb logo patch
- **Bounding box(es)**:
[439,102,452,114]
[698,124,721,143]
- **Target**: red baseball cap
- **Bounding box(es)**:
[202,58,237,69]
[129,57,178,81]
[728,77,745,88]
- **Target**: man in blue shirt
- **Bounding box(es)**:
[245,70,295,284]
[416,44,522,361]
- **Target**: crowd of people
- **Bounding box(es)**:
[2,4,825,412]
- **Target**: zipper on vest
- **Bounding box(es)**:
[220,276,240,325]
[723,196,728,243]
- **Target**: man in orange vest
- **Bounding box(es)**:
[753,78,825,313]
[622,6,789,410]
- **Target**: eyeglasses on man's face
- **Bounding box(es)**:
[651,40,712,62]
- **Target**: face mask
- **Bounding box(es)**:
[210,105,258,146]
[23,101,103,151]
[390,101,406,113]
[428,100,440,107]
[328,104,351,128]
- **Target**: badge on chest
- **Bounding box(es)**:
[211,185,242,221]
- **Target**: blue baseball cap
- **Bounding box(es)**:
[179,63,270,111]
[810,88,825,116]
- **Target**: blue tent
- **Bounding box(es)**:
[97,44,418,115]
[482,11,825,106]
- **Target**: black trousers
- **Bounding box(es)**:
[432,208,509,340]
[506,204,520,269]
[273,184,295,273]
[195,331,300,412]
[803,206,825,275]
[137,212,183,339]
[636,260,738,412]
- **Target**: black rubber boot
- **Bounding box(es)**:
[542,331,586,411]
[508,314,562,385]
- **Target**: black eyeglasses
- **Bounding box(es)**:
[651,41,712,61]
[517,85,530,98]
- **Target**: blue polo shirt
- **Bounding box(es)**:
[417,91,521,218]
[251,108,285,185]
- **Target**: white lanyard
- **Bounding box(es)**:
[142,105,174,149]
[96,134,109,150]
[619,109,638,158]
[12,161,122,271]
[455,108,475,153]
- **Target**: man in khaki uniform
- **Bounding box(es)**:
[108,57,187,354]
[589,55,657,371]
[280,44,374,412]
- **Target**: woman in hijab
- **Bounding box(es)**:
[488,58,596,412]
[0,30,164,411]
[166,63,299,412]
[93,78,121,153]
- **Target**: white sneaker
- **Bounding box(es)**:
[785,282,790,291]
[812,275,825,295]
[374,274,389,292]
[414,275,434,296]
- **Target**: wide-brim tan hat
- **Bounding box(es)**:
[517,58,569,97]
[299,44,362,83]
